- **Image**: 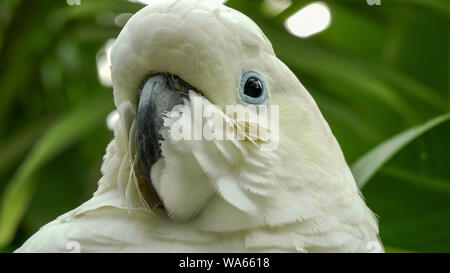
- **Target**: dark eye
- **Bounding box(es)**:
[239,71,269,104]
[244,77,263,98]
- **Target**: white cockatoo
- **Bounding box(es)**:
[16,0,383,253]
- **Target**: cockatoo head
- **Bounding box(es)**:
[109,0,378,244]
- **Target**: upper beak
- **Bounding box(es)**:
[136,74,188,196]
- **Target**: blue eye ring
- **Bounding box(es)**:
[239,71,269,105]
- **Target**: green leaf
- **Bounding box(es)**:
[0,94,113,247]
[384,245,416,253]
[0,120,47,178]
[352,113,450,188]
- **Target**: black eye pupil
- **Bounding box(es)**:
[244,77,263,98]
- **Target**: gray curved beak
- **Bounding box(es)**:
[136,74,190,198]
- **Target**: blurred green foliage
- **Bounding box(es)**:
[0,0,448,252]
